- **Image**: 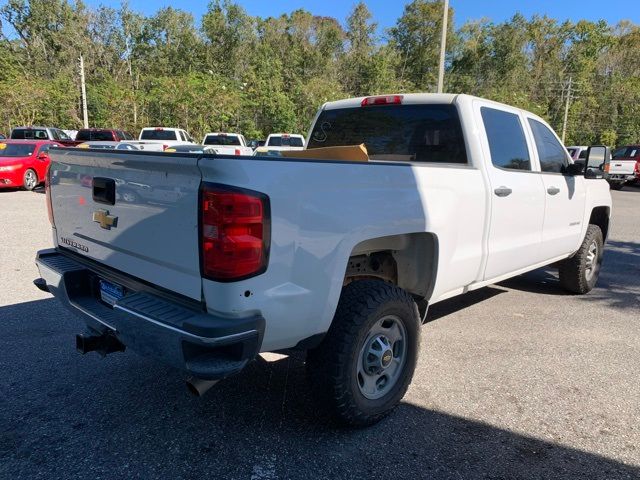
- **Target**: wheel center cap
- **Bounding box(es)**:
[381,349,393,368]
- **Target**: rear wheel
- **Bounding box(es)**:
[558,225,604,294]
[23,169,38,190]
[609,181,624,190]
[306,280,420,426]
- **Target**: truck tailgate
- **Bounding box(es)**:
[48,148,202,300]
[608,159,636,175]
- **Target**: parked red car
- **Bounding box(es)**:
[0,140,60,190]
[612,145,640,184]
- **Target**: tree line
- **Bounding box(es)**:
[1,0,639,146]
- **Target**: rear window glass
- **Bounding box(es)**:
[76,130,114,141]
[204,135,241,146]
[268,136,304,148]
[612,147,639,159]
[140,129,177,141]
[11,128,49,140]
[307,104,467,163]
[0,143,36,156]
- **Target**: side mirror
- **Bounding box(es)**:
[37,152,48,161]
[584,145,609,179]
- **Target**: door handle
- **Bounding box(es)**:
[494,186,512,197]
[547,186,560,195]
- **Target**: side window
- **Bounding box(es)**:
[578,149,587,159]
[49,129,60,140]
[56,129,71,140]
[528,119,568,173]
[481,107,531,171]
[38,145,50,155]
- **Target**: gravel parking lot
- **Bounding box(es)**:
[1,187,639,479]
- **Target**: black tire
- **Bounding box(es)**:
[306,280,420,427]
[23,169,38,191]
[608,181,624,190]
[558,225,604,294]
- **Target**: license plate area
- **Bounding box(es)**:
[99,279,125,307]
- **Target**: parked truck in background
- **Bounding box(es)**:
[10,126,79,147]
[129,127,196,151]
[610,145,640,187]
[75,128,135,142]
[35,93,611,426]
[202,133,253,156]
[264,133,305,151]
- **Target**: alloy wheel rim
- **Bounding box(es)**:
[356,315,407,400]
[585,241,598,280]
[25,171,36,189]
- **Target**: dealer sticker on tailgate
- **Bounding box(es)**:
[99,279,125,306]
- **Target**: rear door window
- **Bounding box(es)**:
[308,104,466,163]
[481,107,531,171]
[56,129,71,141]
[528,119,568,173]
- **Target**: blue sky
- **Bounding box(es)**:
[86,0,638,32]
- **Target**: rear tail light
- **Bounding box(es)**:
[200,184,270,281]
[234,148,241,156]
[163,144,169,151]
[361,95,403,107]
[45,164,54,226]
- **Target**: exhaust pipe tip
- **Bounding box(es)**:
[186,377,219,397]
[76,333,125,356]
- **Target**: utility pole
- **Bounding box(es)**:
[436,0,449,93]
[79,55,89,128]
[561,76,572,144]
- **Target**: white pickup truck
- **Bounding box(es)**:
[35,94,611,426]
[264,133,305,151]
[607,145,638,190]
[129,127,196,151]
[202,132,253,156]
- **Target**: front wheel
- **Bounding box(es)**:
[306,280,420,426]
[558,225,604,294]
[23,169,38,190]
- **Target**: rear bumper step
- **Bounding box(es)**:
[35,249,265,380]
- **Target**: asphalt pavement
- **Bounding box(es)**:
[1,186,639,479]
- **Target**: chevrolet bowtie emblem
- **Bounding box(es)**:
[93,209,118,229]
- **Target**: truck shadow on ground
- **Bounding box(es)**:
[1,298,638,479]
[499,240,640,312]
